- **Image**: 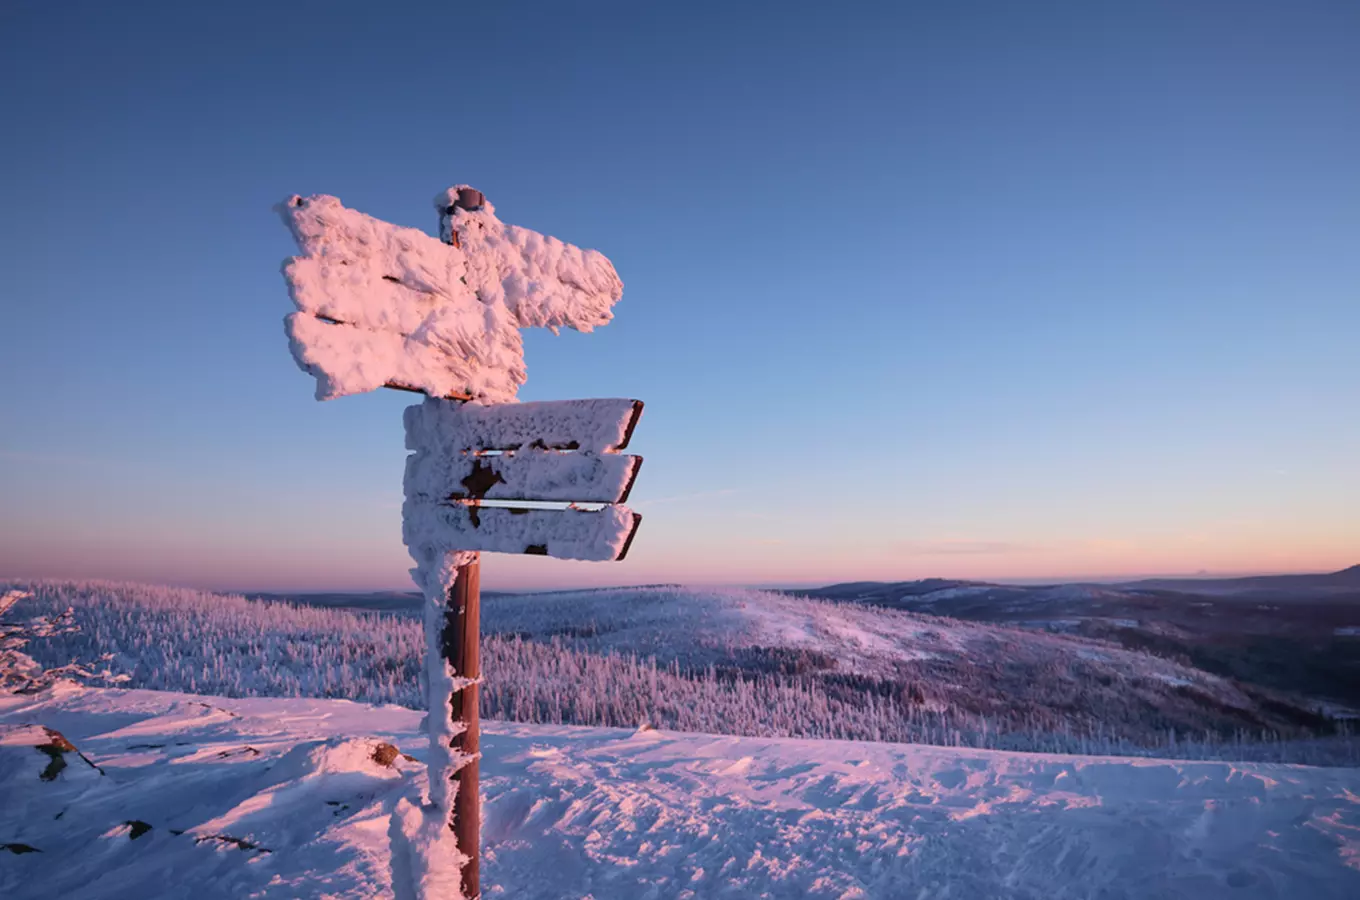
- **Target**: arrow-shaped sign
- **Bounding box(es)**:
[404,397,643,453]
[275,186,643,900]
[404,396,643,564]
[277,189,623,402]
[404,503,642,563]
[405,451,641,505]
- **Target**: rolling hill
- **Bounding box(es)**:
[6,580,1353,762]
[797,567,1360,711]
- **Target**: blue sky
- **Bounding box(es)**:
[1,1,1356,591]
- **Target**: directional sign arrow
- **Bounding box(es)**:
[404,502,642,562]
[277,190,623,403]
[404,396,644,563]
[405,451,641,505]
[274,185,643,900]
[404,397,643,453]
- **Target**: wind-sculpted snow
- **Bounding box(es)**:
[6,580,1357,765]
[3,687,1360,899]
[278,191,622,402]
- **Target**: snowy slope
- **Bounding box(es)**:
[9,580,1350,760]
[478,586,1336,743]
[798,574,1360,719]
[486,585,1182,673]
[3,685,1359,900]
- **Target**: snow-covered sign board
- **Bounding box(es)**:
[403,397,643,567]
[274,186,643,899]
[277,187,623,403]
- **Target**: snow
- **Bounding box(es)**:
[1022,618,1083,632]
[403,502,639,567]
[417,571,473,817]
[403,556,478,899]
[399,393,645,890]
[405,397,643,453]
[277,191,623,402]
[501,587,962,672]
[405,448,639,504]
[402,400,644,584]
[17,579,1351,764]
[915,585,993,602]
[404,397,643,506]
[4,685,1360,899]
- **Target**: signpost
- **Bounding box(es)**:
[277,187,641,899]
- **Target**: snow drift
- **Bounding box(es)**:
[3,686,1359,899]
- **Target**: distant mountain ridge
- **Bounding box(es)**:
[804,564,1360,602]
[794,565,1360,710]
[236,567,1360,714]
[1123,564,1360,595]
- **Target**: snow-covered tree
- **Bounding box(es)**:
[1,589,127,693]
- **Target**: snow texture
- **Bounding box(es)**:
[404,502,638,565]
[419,572,473,820]
[2,589,127,693]
[403,396,643,506]
[403,397,642,599]
[405,396,642,453]
[405,449,639,504]
[277,189,623,402]
[15,580,1358,765]
[392,794,469,900]
[4,686,1360,900]
[370,547,479,899]
[400,397,644,895]
[413,567,475,900]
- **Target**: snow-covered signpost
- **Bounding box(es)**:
[277,187,641,898]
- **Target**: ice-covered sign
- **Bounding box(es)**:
[272,186,643,899]
[403,397,643,582]
[277,187,623,403]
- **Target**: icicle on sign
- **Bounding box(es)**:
[276,186,643,900]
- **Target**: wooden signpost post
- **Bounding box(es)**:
[277,187,641,899]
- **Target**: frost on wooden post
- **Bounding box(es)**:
[273,185,640,898]
[277,189,623,403]
[416,555,477,816]
[399,394,643,898]
[391,555,478,900]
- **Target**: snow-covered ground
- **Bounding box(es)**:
[4,685,1359,899]
[10,580,1356,764]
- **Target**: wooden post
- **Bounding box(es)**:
[442,559,481,898]
[437,198,481,898]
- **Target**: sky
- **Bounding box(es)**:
[1,1,1357,592]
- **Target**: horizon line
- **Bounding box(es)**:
[11,563,1353,597]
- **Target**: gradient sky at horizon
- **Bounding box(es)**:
[1,1,1356,592]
